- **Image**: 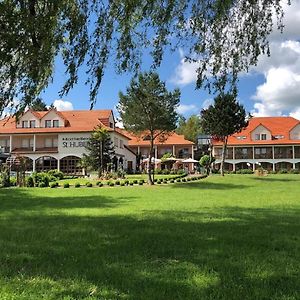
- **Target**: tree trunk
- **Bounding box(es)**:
[220,136,228,176]
[148,139,154,185]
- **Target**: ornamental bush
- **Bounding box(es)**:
[63,183,70,188]
[86,182,93,187]
[133,179,138,184]
[109,182,115,187]
[98,182,103,187]
[75,182,81,188]
[26,176,34,187]
[38,182,47,188]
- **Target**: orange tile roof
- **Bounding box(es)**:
[119,130,194,146]
[212,116,300,146]
[0,110,114,134]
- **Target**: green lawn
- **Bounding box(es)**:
[0,175,299,299]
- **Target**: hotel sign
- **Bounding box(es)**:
[62,137,89,148]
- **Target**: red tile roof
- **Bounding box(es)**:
[118,129,194,146]
[212,116,300,146]
[0,110,115,134]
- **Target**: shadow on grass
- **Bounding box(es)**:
[0,188,135,214]
[0,190,299,299]
[170,181,249,190]
[250,177,300,182]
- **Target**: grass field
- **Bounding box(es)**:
[0,175,299,299]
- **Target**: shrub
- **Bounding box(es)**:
[124,179,129,185]
[162,169,170,175]
[177,169,185,175]
[155,169,162,174]
[182,178,186,182]
[98,182,103,187]
[138,180,144,185]
[156,180,161,184]
[74,182,81,188]
[38,182,46,188]
[26,176,34,187]
[10,177,17,186]
[133,179,138,184]
[289,169,300,174]
[236,169,253,174]
[63,183,70,188]
[115,180,120,185]
[86,182,93,187]
[187,177,191,182]
[176,179,181,183]
[109,182,115,187]
[50,182,58,188]
[170,179,174,183]
[278,169,288,174]
[129,182,134,186]
[120,182,125,186]
[96,181,101,186]
[32,172,50,187]
[48,170,64,180]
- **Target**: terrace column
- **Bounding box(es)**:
[292,146,295,169]
[272,146,275,160]
[9,135,12,152]
[233,163,236,172]
[137,146,140,155]
[33,134,36,152]
[32,159,36,172]
[233,147,235,160]
[155,146,158,159]
[57,159,60,171]
[273,163,275,172]
[172,145,176,156]
[191,145,194,159]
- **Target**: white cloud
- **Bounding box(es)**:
[290,108,300,120]
[170,49,199,86]
[177,104,198,115]
[53,99,73,111]
[252,42,300,117]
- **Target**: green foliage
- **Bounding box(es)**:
[75,182,81,188]
[82,127,115,177]
[26,176,34,187]
[50,182,58,188]
[63,183,70,188]
[0,1,287,114]
[278,169,288,174]
[29,172,50,187]
[48,170,64,180]
[38,182,46,188]
[160,153,173,161]
[86,182,93,188]
[109,182,115,187]
[201,93,248,176]
[133,180,138,184]
[236,169,254,174]
[176,115,202,144]
[29,98,48,111]
[199,155,216,175]
[0,165,10,187]
[289,169,300,174]
[118,72,180,185]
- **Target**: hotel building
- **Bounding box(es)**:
[0,109,136,174]
[212,117,300,171]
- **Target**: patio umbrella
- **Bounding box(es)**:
[182,158,199,163]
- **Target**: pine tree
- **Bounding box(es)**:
[118,72,180,185]
[201,93,248,176]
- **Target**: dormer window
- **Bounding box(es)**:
[143,135,151,141]
[30,120,36,128]
[53,120,59,128]
[255,133,267,140]
[45,120,51,128]
[274,135,284,139]
[236,136,246,140]
[22,121,28,128]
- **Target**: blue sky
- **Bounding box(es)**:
[41,1,300,121]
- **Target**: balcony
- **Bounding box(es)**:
[235,147,253,160]
[274,146,293,159]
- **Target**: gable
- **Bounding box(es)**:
[251,124,272,141]
[290,123,300,140]
[17,111,40,128]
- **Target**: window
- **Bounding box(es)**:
[45,138,52,148]
[110,122,114,128]
[53,120,59,128]
[274,135,284,139]
[242,148,248,155]
[53,138,58,147]
[22,121,28,128]
[29,138,34,148]
[236,136,246,140]
[21,139,29,148]
[29,120,36,128]
[120,140,124,149]
[45,120,51,128]
[261,134,267,140]
[114,137,118,147]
